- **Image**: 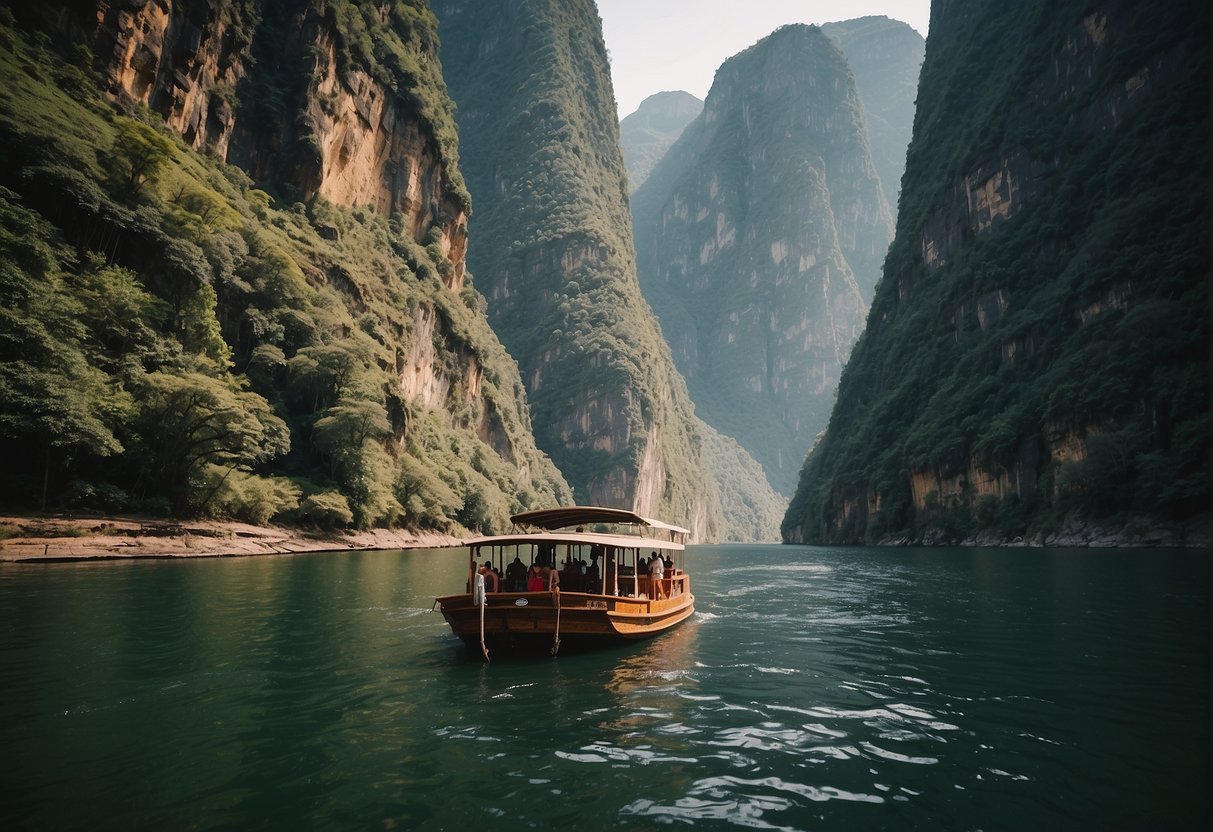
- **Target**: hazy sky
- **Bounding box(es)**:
[597,0,931,117]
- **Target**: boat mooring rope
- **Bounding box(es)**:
[473,572,489,661]
[550,579,561,656]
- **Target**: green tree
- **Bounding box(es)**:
[177,283,232,370]
[131,371,289,514]
[111,116,178,196]
[197,464,300,523]
[287,342,371,413]
[0,189,130,508]
[311,398,391,479]
[396,452,461,529]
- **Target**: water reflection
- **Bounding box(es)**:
[605,616,702,699]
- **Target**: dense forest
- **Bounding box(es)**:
[783,0,1210,545]
[0,3,571,534]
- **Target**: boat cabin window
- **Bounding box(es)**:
[468,539,683,598]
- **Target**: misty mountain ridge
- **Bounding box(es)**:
[631,22,897,496]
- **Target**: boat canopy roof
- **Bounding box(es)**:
[465,530,684,552]
[510,506,690,536]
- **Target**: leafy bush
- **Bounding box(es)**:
[297,491,355,528]
[195,464,300,524]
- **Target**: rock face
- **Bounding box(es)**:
[821,16,925,208]
[81,0,251,156]
[39,0,468,287]
[8,1,571,530]
[783,0,1210,545]
[433,0,783,541]
[619,90,702,192]
[632,24,891,496]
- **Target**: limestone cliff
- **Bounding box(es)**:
[822,16,924,208]
[619,90,702,193]
[783,0,1209,545]
[1,2,571,530]
[632,24,891,496]
[432,0,769,541]
[36,0,468,286]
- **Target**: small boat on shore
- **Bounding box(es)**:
[435,506,693,659]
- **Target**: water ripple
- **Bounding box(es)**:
[0,545,1207,831]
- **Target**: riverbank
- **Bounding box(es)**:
[0,515,462,562]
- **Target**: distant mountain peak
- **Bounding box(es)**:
[620,91,703,192]
[822,17,925,207]
[633,90,703,113]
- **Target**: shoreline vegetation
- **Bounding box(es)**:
[0,515,461,563]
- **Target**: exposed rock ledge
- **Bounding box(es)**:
[878,513,1210,549]
[0,516,462,563]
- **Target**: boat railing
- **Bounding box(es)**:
[468,572,690,604]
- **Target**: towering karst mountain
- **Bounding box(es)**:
[619,90,703,192]
[821,16,925,207]
[432,0,788,541]
[784,0,1210,545]
[0,1,572,530]
[631,24,893,496]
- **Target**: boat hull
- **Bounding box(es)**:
[435,590,695,655]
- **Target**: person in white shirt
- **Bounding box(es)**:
[648,551,665,599]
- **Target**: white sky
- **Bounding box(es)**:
[597,0,931,117]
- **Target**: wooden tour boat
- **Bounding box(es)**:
[435,506,694,659]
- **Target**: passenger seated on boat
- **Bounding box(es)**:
[506,556,527,591]
[527,563,544,592]
[478,562,500,593]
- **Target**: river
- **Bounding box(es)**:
[1,544,1208,830]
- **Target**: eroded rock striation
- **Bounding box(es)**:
[39,0,468,282]
[632,24,892,496]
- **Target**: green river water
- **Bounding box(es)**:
[1,544,1208,830]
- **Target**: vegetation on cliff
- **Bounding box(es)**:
[0,9,570,533]
[783,0,1210,544]
[432,0,784,540]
